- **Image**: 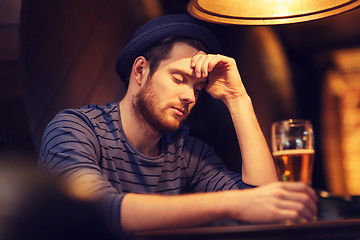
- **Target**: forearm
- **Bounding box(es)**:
[224,94,277,185]
[192,52,277,185]
[121,192,231,233]
[121,181,318,232]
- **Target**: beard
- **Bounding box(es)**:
[133,76,190,134]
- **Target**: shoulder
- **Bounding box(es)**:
[47,102,119,129]
[41,102,120,151]
[72,102,119,123]
[39,103,119,164]
[77,102,119,120]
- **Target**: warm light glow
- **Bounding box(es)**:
[322,48,360,196]
[187,0,360,25]
[282,155,288,165]
[340,88,360,195]
[336,49,360,195]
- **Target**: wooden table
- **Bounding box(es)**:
[134,219,360,240]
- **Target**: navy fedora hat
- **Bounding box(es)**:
[115,14,222,86]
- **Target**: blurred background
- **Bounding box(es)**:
[0,0,360,197]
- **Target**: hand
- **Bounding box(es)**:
[190,51,247,103]
[230,181,318,223]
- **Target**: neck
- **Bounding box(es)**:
[120,95,162,157]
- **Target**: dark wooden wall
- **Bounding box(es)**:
[20,0,156,153]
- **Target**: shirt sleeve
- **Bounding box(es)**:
[184,136,256,192]
[39,109,124,233]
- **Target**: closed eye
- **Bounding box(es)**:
[172,76,183,84]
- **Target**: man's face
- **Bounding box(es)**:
[134,42,207,133]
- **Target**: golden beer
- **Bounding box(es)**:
[272,149,315,184]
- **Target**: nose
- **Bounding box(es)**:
[179,85,196,104]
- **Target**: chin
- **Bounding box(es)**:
[163,122,181,132]
[159,117,182,132]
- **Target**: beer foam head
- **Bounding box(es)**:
[272,149,315,156]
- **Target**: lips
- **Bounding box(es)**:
[171,104,190,118]
[172,107,185,116]
[174,106,185,113]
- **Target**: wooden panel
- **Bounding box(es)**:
[0,0,21,25]
[0,18,34,154]
[0,62,21,99]
[0,26,19,62]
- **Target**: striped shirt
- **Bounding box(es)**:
[39,102,253,231]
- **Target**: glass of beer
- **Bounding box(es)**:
[271,119,315,185]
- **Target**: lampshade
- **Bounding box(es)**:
[187,0,360,25]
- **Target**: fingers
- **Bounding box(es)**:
[191,51,209,78]
[233,183,318,224]
[285,191,317,217]
[276,198,316,222]
[272,182,318,221]
[280,181,318,202]
[190,51,224,78]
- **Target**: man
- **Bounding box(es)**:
[39,14,317,233]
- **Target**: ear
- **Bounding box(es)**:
[131,56,149,86]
